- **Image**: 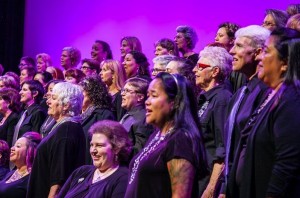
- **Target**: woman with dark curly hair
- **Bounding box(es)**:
[58,120,132,198]
[79,75,115,164]
[122,51,151,81]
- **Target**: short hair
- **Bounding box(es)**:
[62,47,81,67]
[0,88,21,113]
[218,22,240,39]
[120,36,142,52]
[286,13,300,32]
[22,80,45,104]
[89,120,132,164]
[21,66,37,78]
[286,4,300,17]
[19,56,36,69]
[22,132,42,170]
[95,40,113,59]
[100,59,126,90]
[265,9,289,29]
[5,72,20,87]
[0,140,9,167]
[64,69,86,83]
[155,38,179,56]
[128,51,151,78]
[52,82,83,116]
[81,58,100,73]
[199,46,233,82]
[176,25,198,49]
[0,75,19,90]
[46,66,64,80]
[153,55,176,68]
[34,71,53,85]
[235,25,270,49]
[79,75,112,109]
[36,53,52,67]
[125,77,149,104]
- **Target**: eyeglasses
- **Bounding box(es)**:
[81,66,91,70]
[262,21,276,27]
[152,68,166,73]
[198,63,212,70]
[121,88,138,94]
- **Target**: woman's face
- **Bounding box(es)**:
[19,83,35,106]
[120,40,131,58]
[262,14,276,31]
[91,42,106,63]
[121,83,140,110]
[215,27,231,46]
[61,50,72,70]
[257,35,287,88]
[174,32,187,50]
[10,137,27,167]
[100,64,113,86]
[20,69,32,85]
[122,53,138,78]
[90,133,116,171]
[65,76,77,84]
[193,57,214,90]
[82,90,91,112]
[155,45,169,56]
[47,92,63,120]
[145,78,174,128]
[0,98,10,114]
[36,58,47,73]
[34,73,45,86]
[46,82,55,99]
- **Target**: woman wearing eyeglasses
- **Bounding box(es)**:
[192,45,233,197]
[120,77,153,156]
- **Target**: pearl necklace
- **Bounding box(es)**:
[129,128,173,184]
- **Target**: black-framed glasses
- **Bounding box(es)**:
[262,21,275,27]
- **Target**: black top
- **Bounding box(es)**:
[227,71,247,94]
[225,77,268,167]
[120,105,154,156]
[197,84,232,169]
[239,85,300,198]
[112,91,127,121]
[0,170,29,198]
[125,129,198,198]
[58,166,128,198]
[27,121,86,198]
[185,53,199,66]
[18,103,46,137]
[81,108,115,164]
[0,166,9,181]
[0,112,19,147]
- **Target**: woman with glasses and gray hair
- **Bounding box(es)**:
[27,82,86,198]
[192,44,233,197]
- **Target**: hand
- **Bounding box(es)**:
[201,187,214,198]
[218,193,226,198]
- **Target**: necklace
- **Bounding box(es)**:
[198,101,209,118]
[92,165,119,183]
[129,127,174,184]
[6,169,29,183]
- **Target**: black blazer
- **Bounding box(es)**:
[18,104,47,138]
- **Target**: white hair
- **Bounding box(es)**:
[235,25,270,48]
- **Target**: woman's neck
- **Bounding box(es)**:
[108,84,119,96]
[3,109,12,119]
[160,121,174,135]
[25,101,35,108]
[56,115,71,123]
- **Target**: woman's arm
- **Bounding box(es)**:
[202,162,224,198]
[48,184,61,198]
[167,158,195,198]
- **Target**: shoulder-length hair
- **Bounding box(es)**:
[22,132,42,171]
[0,140,9,167]
[100,59,126,90]
[0,88,21,113]
[128,51,151,78]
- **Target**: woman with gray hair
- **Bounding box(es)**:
[192,45,233,197]
[61,46,81,71]
[174,25,199,66]
[152,55,175,77]
[27,82,86,198]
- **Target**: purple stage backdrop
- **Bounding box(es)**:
[24,0,297,69]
